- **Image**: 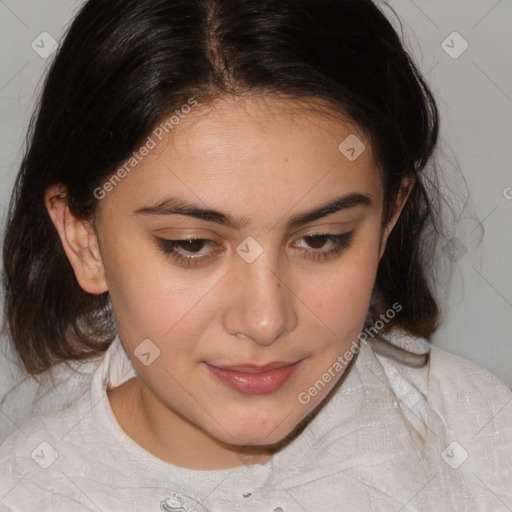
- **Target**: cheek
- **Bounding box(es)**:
[306,243,380,340]
[101,237,212,342]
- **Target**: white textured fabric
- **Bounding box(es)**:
[0,331,511,511]
[0,352,102,446]
[0,329,429,445]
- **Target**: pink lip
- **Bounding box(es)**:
[205,361,301,395]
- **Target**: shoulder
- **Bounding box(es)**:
[0,395,80,465]
[0,338,137,509]
[427,346,512,493]
[428,344,512,403]
[0,354,102,444]
[0,394,92,507]
[0,392,123,511]
[427,344,512,440]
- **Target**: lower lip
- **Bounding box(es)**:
[205,362,300,395]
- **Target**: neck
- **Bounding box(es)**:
[107,377,274,470]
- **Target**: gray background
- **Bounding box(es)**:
[0,0,511,390]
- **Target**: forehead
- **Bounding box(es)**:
[167,94,369,161]
[97,95,382,223]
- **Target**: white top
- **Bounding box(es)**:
[0,330,511,511]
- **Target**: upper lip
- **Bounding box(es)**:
[207,361,301,373]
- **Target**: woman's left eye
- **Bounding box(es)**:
[157,231,355,268]
[294,232,355,260]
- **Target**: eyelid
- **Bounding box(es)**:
[290,220,359,238]
[153,229,224,248]
[154,227,221,238]
[155,222,359,248]
[156,228,356,269]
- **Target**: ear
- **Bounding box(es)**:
[379,175,415,260]
[45,184,108,294]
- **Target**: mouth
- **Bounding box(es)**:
[205,360,302,395]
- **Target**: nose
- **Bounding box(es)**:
[223,255,297,347]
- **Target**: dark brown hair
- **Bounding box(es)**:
[2,0,441,376]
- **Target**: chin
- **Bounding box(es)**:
[209,411,299,448]
[221,431,290,451]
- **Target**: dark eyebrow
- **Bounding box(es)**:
[134,193,372,231]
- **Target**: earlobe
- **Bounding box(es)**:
[45,184,108,294]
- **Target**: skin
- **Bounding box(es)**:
[45,95,412,470]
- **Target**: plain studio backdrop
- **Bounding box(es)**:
[0,0,511,405]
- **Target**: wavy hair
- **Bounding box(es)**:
[2,0,441,375]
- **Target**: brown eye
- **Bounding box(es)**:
[295,231,355,261]
[157,237,220,268]
[304,234,330,250]
[177,239,208,253]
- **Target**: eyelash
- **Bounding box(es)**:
[157,232,355,268]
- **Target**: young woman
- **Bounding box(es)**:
[0,0,510,510]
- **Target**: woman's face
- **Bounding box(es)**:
[86,96,406,449]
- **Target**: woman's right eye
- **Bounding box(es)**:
[157,230,355,269]
[157,238,219,267]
